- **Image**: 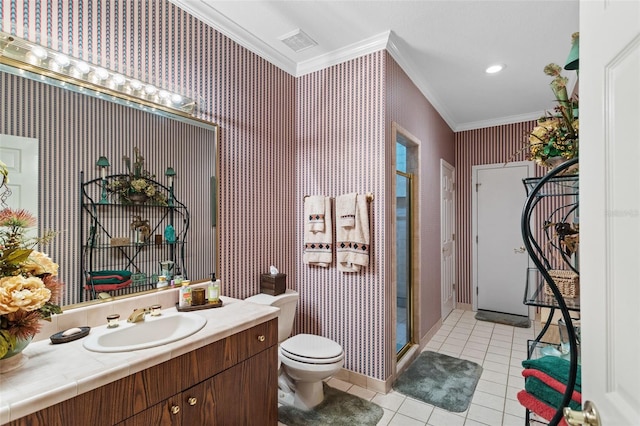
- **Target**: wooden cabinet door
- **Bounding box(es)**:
[211,346,278,425]
[180,376,216,425]
[116,395,182,426]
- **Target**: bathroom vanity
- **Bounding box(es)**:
[0,297,278,425]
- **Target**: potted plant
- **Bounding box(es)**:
[107,148,167,205]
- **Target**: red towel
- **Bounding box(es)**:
[517,390,569,426]
[522,368,582,404]
[85,279,132,291]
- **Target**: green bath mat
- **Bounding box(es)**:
[475,309,531,328]
[394,351,483,412]
[278,384,384,426]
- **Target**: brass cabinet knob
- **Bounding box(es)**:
[257,335,265,342]
[170,405,180,415]
[188,397,197,406]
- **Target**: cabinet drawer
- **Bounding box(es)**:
[236,318,277,362]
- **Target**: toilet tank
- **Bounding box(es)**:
[245,289,298,343]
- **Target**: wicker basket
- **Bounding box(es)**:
[544,269,580,298]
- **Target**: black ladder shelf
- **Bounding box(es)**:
[520,157,579,426]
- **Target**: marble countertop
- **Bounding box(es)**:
[0,296,278,424]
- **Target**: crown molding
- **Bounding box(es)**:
[172,2,546,132]
[385,32,457,130]
[455,111,540,132]
[168,0,297,75]
[295,31,391,76]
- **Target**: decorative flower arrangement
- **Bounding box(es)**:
[527,62,579,167]
[107,147,167,205]
[0,168,62,358]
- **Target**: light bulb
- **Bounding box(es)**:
[111,74,126,86]
[75,61,90,74]
[54,54,70,67]
[95,68,109,80]
[31,46,48,59]
[144,84,157,95]
[129,80,143,91]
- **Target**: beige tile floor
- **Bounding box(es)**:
[279,308,543,426]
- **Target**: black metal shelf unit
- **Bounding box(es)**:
[520,158,579,426]
[79,172,190,301]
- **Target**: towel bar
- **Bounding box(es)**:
[303,192,374,202]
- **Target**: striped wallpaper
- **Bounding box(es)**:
[0,0,297,309]
[385,52,455,341]
[296,52,387,379]
[454,122,547,305]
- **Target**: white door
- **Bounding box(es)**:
[580,1,640,424]
[473,162,532,316]
[441,159,455,320]
[0,135,39,229]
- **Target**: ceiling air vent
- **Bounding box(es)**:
[279,29,317,53]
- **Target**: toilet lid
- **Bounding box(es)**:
[280,334,343,361]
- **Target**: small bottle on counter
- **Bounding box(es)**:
[174,268,183,286]
[179,280,192,308]
[208,273,220,303]
[156,275,168,289]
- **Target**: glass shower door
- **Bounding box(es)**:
[396,171,412,356]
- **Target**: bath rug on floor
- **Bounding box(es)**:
[278,384,384,426]
[393,351,482,412]
[475,309,531,328]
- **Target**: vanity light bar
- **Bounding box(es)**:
[0,32,196,116]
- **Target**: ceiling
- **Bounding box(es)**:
[170,0,579,131]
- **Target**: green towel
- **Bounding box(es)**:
[522,356,581,392]
[89,270,132,277]
[525,376,581,410]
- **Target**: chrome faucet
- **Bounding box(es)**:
[127,306,151,323]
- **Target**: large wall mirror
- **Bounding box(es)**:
[0,64,218,307]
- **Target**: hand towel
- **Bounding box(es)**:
[305,195,326,232]
[517,390,569,426]
[336,193,370,272]
[303,196,333,267]
[522,369,582,404]
[336,192,357,228]
[522,356,582,392]
[525,376,582,410]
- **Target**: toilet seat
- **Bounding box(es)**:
[280,334,344,364]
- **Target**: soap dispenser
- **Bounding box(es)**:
[208,273,220,303]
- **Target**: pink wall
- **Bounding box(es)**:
[385,53,455,340]
[296,52,388,379]
[294,51,455,381]
[1,0,297,303]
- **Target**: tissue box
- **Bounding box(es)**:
[260,273,286,295]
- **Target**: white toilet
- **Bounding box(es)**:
[245,289,344,410]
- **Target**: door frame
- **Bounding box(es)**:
[471,161,534,313]
[440,159,456,319]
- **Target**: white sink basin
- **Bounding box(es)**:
[83,311,207,353]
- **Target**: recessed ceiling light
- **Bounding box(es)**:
[279,29,317,53]
[485,64,505,74]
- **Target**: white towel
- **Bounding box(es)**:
[336,192,357,228]
[336,194,370,272]
[305,195,325,232]
[303,196,333,267]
